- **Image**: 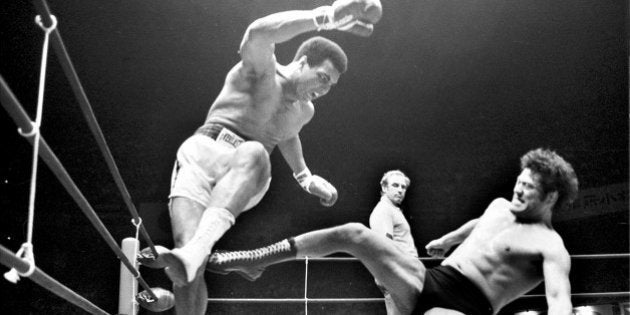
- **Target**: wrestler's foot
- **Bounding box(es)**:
[206,250,267,281]
[206,239,296,281]
[137,245,170,269]
[161,248,207,286]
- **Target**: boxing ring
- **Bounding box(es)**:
[205,256,630,310]
[1,1,628,314]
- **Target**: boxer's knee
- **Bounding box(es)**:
[232,141,270,185]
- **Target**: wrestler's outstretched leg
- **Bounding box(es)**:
[207,223,425,313]
[163,141,270,286]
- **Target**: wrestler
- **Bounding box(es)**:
[206,148,579,315]
[369,170,418,314]
[139,1,383,314]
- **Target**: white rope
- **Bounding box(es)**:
[295,253,629,262]
[304,256,309,315]
[207,298,386,303]
[25,14,57,243]
[5,14,58,284]
[207,292,630,304]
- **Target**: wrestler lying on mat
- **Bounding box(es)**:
[207,148,579,315]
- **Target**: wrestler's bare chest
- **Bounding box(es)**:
[490,225,543,257]
[208,90,309,144]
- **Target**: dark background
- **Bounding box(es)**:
[1,0,628,314]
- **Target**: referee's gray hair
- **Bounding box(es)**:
[380,170,410,189]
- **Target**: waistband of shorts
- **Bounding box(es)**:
[195,123,249,141]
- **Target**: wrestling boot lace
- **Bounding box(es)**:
[206,240,294,281]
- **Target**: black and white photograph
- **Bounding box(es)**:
[1,0,628,314]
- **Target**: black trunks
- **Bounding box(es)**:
[413,265,493,315]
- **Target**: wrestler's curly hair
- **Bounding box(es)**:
[520,148,579,212]
[294,36,347,74]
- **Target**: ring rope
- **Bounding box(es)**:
[0,76,157,301]
[0,244,110,314]
[32,0,159,258]
[298,256,442,262]
[520,292,630,299]
[569,253,630,259]
[207,292,630,304]
[297,253,629,262]
[10,0,162,301]
[304,256,309,315]
[208,298,386,304]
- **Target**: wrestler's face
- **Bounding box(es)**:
[295,58,340,102]
[382,174,409,205]
[510,168,546,216]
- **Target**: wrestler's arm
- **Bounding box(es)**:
[425,218,479,256]
[369,203,394,240]
[239,10,322,75]
[542,236,573,315]
[427,198,508,253]
[424,199,509,256]
[239,0,383,74]
[441,218,479,244]
[278,135,338,206]
[278,135,308,176]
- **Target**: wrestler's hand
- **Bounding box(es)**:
[425,239,451,258]
[314,0,383,37]
[308,175,339,207]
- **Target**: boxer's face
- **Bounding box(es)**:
[295,58,340,102]
[382,174,408,205]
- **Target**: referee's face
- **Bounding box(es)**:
[383,175,408,205]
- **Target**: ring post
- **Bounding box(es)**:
[118,238,139,315]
